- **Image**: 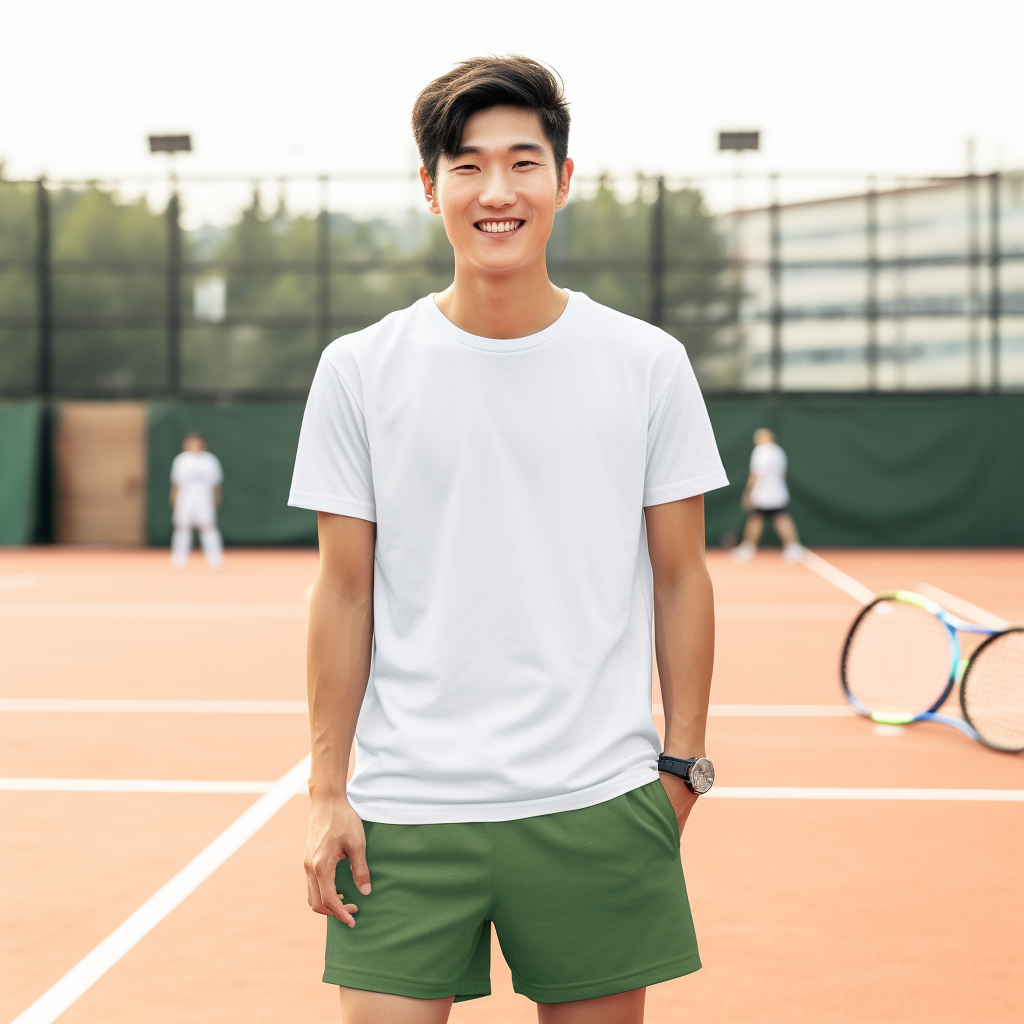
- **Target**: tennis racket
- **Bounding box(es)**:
[841,590,1024,753]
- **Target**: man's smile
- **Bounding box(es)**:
[474,218,525,234]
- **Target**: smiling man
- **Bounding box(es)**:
[289,56,727,1024]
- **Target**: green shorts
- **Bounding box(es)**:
[326,780,701,1004]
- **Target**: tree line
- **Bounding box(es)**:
[0,176,737,395]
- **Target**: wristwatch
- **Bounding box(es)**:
[658,754,715,795]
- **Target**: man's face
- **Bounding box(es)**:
[184,437,204,453]
[422,105,572,275]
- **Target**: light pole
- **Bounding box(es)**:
[718,131,761,384]
[148,135,191,395]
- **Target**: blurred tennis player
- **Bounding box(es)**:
[291,55,726,1024]
[731,427,803,562]
[169,432,224,570]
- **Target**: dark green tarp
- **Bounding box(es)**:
[0,400,42,545]
[144,393,1024,549]
[704,394,1024,547]
[147,401,315,546]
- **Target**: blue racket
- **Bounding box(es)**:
[841,590,1023,752]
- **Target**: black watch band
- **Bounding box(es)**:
[658,755,698,779]
[657,754,715,794]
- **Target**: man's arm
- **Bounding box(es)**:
[740,471,756,512]
[304,510,376,927]
[169,484,177,508]
[644,494,715,833]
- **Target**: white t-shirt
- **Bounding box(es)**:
[749,442,789,510]
[289,291,728,824]
[170,451,223,526]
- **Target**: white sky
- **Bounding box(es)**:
[1,0,1021,216]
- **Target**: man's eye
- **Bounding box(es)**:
[513,161,538,169]
[454,164,478,171]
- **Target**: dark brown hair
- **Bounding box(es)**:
[412,56,570,182]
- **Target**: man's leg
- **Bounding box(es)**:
[731,512,762,561]
[339,988,454,1024]
[742,511,764,545]
[773,513,804,561]
[170,526,191,569]
[199,524,224,569]
[537,988,645,1024]
[773,512,799,546]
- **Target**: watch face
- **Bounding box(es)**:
[690,757,715,794]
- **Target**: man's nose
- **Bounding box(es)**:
[478,170,517,209]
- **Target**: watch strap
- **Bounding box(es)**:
[657,754,697,778]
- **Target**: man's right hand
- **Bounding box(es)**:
[304,797,371,928]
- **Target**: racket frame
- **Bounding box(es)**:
[841,590,993,740]
[958,625,1024,753]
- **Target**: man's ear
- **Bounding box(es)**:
[419,166,441,215]
[555,157,574,210]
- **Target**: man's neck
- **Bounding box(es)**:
[434,253,569,340]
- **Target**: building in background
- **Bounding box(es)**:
[732,173,1024,391]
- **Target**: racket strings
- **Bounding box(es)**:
[961,630,1024,753]
[844,600,951,715]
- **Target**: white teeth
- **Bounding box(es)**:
[478,220,521,233]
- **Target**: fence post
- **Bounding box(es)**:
[166,189,181,395]
[36,177,53,397]
[865,177,879,390]
[989,171,1001,391]
[317,175,331,350]
[769,173,782,391]
[649,176,665,328]
[967,172,981,388]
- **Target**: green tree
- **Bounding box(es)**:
[0,181,37,391]
[0,176,735,396]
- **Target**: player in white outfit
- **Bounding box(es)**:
[169,433,224,570]
[731,428,804,562]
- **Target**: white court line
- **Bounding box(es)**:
[3,699,853,718]
[915,582,1010,630]
[1,778,276,793]
[709,704,854,717]
[7,775,1018,803]
[708,787,1024,801]
[0,602,308,620]
[0,599,855,622]
[0,573,38,593]
[715,604,856,620]
[8,755,310,1024]
[652,704,854,717]
[0,698,308,714]
[798,550,875,604]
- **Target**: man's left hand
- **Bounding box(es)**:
[659,771,700,835]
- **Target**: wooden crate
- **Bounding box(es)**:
[56,402,147,545]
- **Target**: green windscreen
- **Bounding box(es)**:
[147,400,316,546]
[0,400,42,545]
[703,393,1024,548]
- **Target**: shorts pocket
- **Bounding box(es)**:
[652,780,683,843]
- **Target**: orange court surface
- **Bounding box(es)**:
[2,546,1022,1024]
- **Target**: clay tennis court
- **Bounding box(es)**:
[2,547,1022,1023]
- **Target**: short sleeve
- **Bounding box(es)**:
[170,454,184,485]
[208,455,224,486]
[643,353,728,507]
[288,355,376,522]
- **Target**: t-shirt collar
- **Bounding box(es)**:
[421,289,583,353]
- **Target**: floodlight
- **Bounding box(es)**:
[149,135,192,153]
[718,131,760,152]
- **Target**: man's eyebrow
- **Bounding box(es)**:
[450,141,547,158]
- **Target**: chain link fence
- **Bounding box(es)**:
[1,171,1022,398]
